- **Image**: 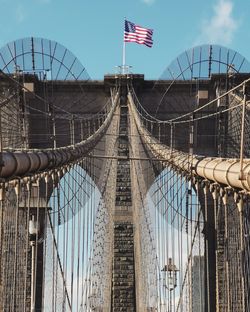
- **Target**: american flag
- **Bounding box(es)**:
[124,20,153,48]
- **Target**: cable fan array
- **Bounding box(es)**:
[0,67,120,311]
[127,77,250,311]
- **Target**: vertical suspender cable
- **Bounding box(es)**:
[224,199,231,312]
[41,174,49,311]
[12,180,20,312]
[76,165,81,309]
[23,179,31,311]
[52,174,56,311]
[70,164,76,306]
[62,170,66,310]
[204,184,210,312]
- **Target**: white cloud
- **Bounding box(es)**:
[15,5,25,23]
[141,0,155,5]
[196,0,239,45]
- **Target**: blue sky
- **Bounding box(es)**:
[0,0,249,80]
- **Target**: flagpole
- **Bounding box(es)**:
[122,40,126,75]
[122,18,126,75]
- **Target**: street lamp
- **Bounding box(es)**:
[162,258,179,290]
[29,214,40,312]
[162,258,179,311]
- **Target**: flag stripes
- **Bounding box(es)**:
[124,20,153,48]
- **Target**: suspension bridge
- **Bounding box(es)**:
[0,37,250,311]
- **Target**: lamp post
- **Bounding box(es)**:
[162,258,179,312]
[29,214,39,312]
